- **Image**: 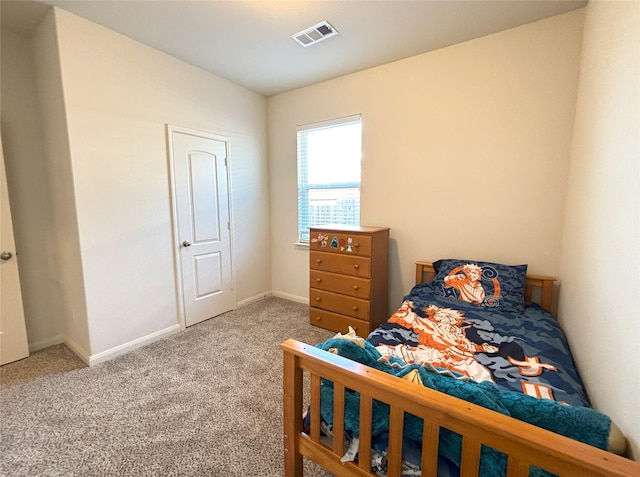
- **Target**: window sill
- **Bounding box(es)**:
[294,242,310,249]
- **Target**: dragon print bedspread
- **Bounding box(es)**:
[367,284,590,408]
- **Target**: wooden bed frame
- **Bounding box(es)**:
[281,262,639,476]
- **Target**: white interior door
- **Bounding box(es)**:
[0,135,29,365]
[169,127,235,327]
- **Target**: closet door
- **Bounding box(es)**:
[168,126,235,327]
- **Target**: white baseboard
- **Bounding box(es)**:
[236,291,272,308]
[236,291,308,307]
[28,334,90,365]
[28,335,65,353]
[270,291,308,305]
[87,324,182,366]
[27,293,308,366]
[63,336,91,366]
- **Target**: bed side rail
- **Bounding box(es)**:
[282,338,639,477]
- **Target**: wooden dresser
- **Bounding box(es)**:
[309,225,390,336]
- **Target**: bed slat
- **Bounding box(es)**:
[387,406,405,477]
[333,383,346,456]
[460,437,482,477]
[506,457,531,477]
[310,373,321,442]
[358,396,373,471]
[421,421,440,475]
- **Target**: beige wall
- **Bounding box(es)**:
[32,10,91,359]
[268,10,584,309]
[1,26,66,351]
[560,0,640,459]
[2,7,271,363]
[54,7,270,361]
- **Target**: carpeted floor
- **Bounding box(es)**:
[0,343,86,388]
[0,297,335,477]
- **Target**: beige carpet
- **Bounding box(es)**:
[1,343,86,388]
[0,297,335,477]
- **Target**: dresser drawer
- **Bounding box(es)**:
[308,226,389,334]
[309,307,370,336]
[310,251,371,278]
[309,289,370,320]
[309,231,372,256]
[310,270,371,299]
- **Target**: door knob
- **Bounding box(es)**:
[0,251,13,261]
[182,240,192,247]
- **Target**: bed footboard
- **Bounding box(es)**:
[281,339,639,477]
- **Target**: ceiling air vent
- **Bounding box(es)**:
[291,21,338,47]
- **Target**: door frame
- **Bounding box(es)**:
[166,124,236,329]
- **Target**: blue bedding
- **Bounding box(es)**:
[316,337,611,476]
[368,283,590,407]
[314,284,612,476]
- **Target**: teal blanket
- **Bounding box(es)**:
[316,338,611,477]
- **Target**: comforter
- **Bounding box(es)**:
[314,285,612,476]
[368,283,589,407]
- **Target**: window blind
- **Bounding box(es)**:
[297,115,362,242]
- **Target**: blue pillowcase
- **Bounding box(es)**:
[429,259,528,313]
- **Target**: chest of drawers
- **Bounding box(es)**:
[309,225,390,336]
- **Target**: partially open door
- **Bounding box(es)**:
[0,134,29,365]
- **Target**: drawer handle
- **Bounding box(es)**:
[316,258,322,263]
[316,278,322,283]
[353,285,359,290]
[315,316,321,321]
[353,264,359,269]
[352,306,358,311]
[315,297,321,302]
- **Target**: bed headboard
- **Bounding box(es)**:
[414,261,556,312]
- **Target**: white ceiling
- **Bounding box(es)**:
[1,0,587,97]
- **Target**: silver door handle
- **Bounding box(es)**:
[182,240,192,247]
[0,251,13,261]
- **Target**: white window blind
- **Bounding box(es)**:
[297,115,362,243]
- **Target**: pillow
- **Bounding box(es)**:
[429,259,528,313]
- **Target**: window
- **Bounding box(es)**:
[297,115,362,243]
